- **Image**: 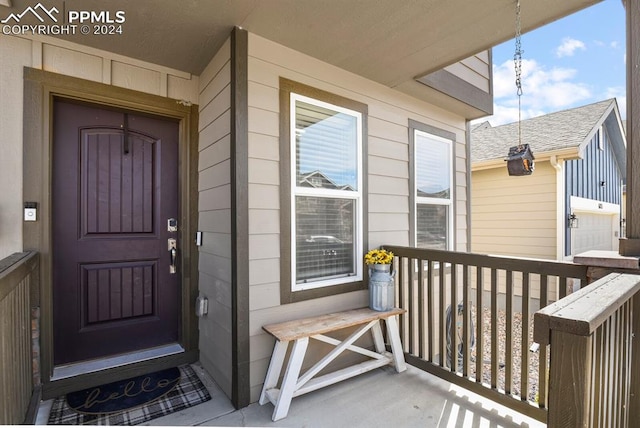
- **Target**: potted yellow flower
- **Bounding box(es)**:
[364,248,395,311]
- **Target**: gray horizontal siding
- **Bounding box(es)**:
[197,37,233,398]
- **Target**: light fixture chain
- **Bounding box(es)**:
[514,0,524,148]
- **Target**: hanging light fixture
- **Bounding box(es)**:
[568,213,579,229]
[505,0,535,176]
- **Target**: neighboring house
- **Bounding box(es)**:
[471,99,627,262]
[0,0,603,413]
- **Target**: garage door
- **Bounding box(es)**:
[571,212,617,255]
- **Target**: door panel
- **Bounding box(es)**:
[52,99,181,365]
[81,130,155,235]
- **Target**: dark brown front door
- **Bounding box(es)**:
[52,98,181,365]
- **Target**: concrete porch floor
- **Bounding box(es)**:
[37,363,546,427]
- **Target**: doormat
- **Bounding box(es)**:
[47,365,211,425]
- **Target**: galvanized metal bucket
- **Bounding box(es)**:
[368,264,395,311]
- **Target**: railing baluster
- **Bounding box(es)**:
[592,320,603,426]
[439,259,446,368]
[538,275,548,408]
[490,268,498,389]
[631,293,640,426]
[379,245,592,424]
[398,256,406,349]
[476,266,483,384]
[604,318,611,425]
[427,260,435,363]
[505,270,513,395]
[559,276,568,299]
[409,257,416,355]
[520,272,530,401]
[451,263,458,373]
[0,252,38,425]
[462,264,470,377]
[613,306,622,427]
[418,259,425,360]
[624,300,631,425]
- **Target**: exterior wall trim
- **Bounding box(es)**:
[416,64,493,116]
[466,121,472,252]
[278,77,369,304]
[22,67,200,398]
[230,27,251,409]
[408,119,458,248]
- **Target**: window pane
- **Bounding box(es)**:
[295,196,355,282]
[296,100,358,190]
[416,133,450,199]
[417,204,448,250]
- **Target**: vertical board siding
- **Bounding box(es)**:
[0,34,198,260]
[564,129,624,255]
[196,38,234,397]
[566,131,622,205]
[246,33,467,403]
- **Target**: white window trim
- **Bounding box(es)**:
[290,93,363,291]
[414,129,454,250]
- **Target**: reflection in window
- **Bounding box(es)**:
[296,101,358,190]
[291,93,362,290]
[417,204,448,250]
[296,197,354,282]
[414,130,453,249]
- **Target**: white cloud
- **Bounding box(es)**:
[484,59,592,126]
[605,86,627,119]
[555,37,587,58]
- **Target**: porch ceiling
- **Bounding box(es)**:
[4,0,600,83]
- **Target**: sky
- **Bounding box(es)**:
[482,0,626,126]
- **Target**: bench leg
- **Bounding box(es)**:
[371,321,386,354]
[273,337,309,421]
[386,316,407,372]
[259,339,288,405]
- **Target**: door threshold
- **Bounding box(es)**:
[51,344,185,381]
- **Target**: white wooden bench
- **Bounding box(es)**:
[259,307,407,421]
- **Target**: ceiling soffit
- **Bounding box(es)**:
[1,0,600,94]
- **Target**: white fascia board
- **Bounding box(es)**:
[471,147,579,171]
[570,196,619,214]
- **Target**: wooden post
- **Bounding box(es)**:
[548,330,592,427]
[620,0,640,255]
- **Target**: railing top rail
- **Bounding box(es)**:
[0,251,38,301]
[534,273,640,345]
[382,245,589,279]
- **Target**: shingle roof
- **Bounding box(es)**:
[471,99,616,162]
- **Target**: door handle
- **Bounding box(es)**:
[168,238,177,274]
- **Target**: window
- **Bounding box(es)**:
[290,93,363,291]
[412,127,454,250]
